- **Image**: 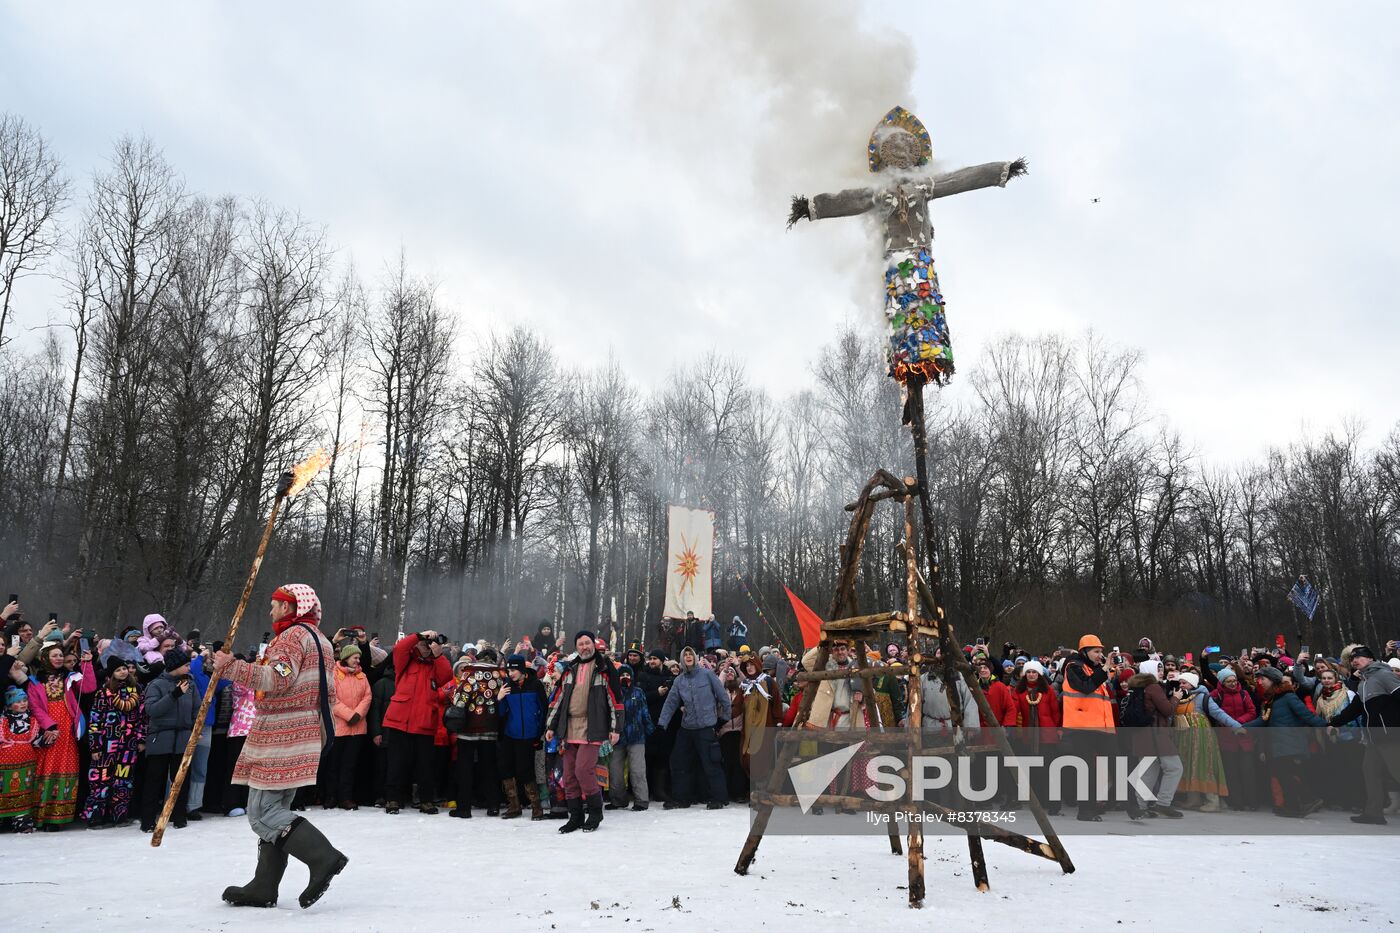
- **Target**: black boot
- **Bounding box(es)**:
[222,840,288,908]
[558,797,586,834]
[277,817,349,909]
[582,793,604,832]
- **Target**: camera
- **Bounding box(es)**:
[419,632,447,645]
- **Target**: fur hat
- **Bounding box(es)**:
[103,655,133,679]
[1021,660,1046,678]
[163,647,190,671]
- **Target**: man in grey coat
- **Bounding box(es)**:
[658,646,731,810]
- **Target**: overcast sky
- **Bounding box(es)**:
[2,0,1396,463]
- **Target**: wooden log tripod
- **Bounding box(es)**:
[734,381,1073,906]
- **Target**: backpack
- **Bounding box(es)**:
[1119,686,1152,727]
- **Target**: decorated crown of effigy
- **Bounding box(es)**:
[868,105,933,172]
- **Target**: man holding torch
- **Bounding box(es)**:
[213,583,348,910]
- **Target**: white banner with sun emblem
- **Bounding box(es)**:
[663,505,714,620]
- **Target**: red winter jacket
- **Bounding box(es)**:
[1012,683,1062,743]
[980,679,1017,728]
[382,635,453,736]
[1210,682,1257,752]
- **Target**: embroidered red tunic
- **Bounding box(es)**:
[217,622,335,791]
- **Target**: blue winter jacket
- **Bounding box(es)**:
[499,674,547,741]
[189,655,230,728]
[1243,690,1327,758]
[619,684,655,747]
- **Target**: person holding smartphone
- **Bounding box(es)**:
[139,647,197,832]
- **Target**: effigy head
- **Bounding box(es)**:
[868,105,932,173]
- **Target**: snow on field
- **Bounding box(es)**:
[11,807,1399,931]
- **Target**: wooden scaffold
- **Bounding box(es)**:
[734,437,1075,907]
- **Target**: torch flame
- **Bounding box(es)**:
[287,448,334,498]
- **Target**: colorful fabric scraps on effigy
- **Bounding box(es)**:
[884,246,953,385]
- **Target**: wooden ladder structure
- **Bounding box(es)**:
[734,469,1074,906]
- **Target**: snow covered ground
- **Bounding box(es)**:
[12,807,1398,930]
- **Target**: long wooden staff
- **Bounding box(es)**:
[151,470,294,847]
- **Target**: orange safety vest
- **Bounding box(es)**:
[1060,663,1116,732]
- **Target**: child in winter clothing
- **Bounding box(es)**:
[498,654,547,819]
[608,664,654,810]
[81,658,145,827]
[0,685,41,833]
[136,614,171,664]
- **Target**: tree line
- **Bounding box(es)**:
[1,115,1396,654]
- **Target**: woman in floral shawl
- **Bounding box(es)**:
[33,640,95,829]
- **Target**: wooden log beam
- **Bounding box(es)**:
[905,649,926,906]
[749,793,1063,863]
[823,611,899,631]
[843,485,915,511]
[795,664,914,682]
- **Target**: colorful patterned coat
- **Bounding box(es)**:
[215,623,336,791]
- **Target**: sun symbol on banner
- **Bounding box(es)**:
[675,534,702,594]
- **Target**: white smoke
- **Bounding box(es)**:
[622,0,918,197]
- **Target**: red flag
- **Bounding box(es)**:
[784,586,825,650]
